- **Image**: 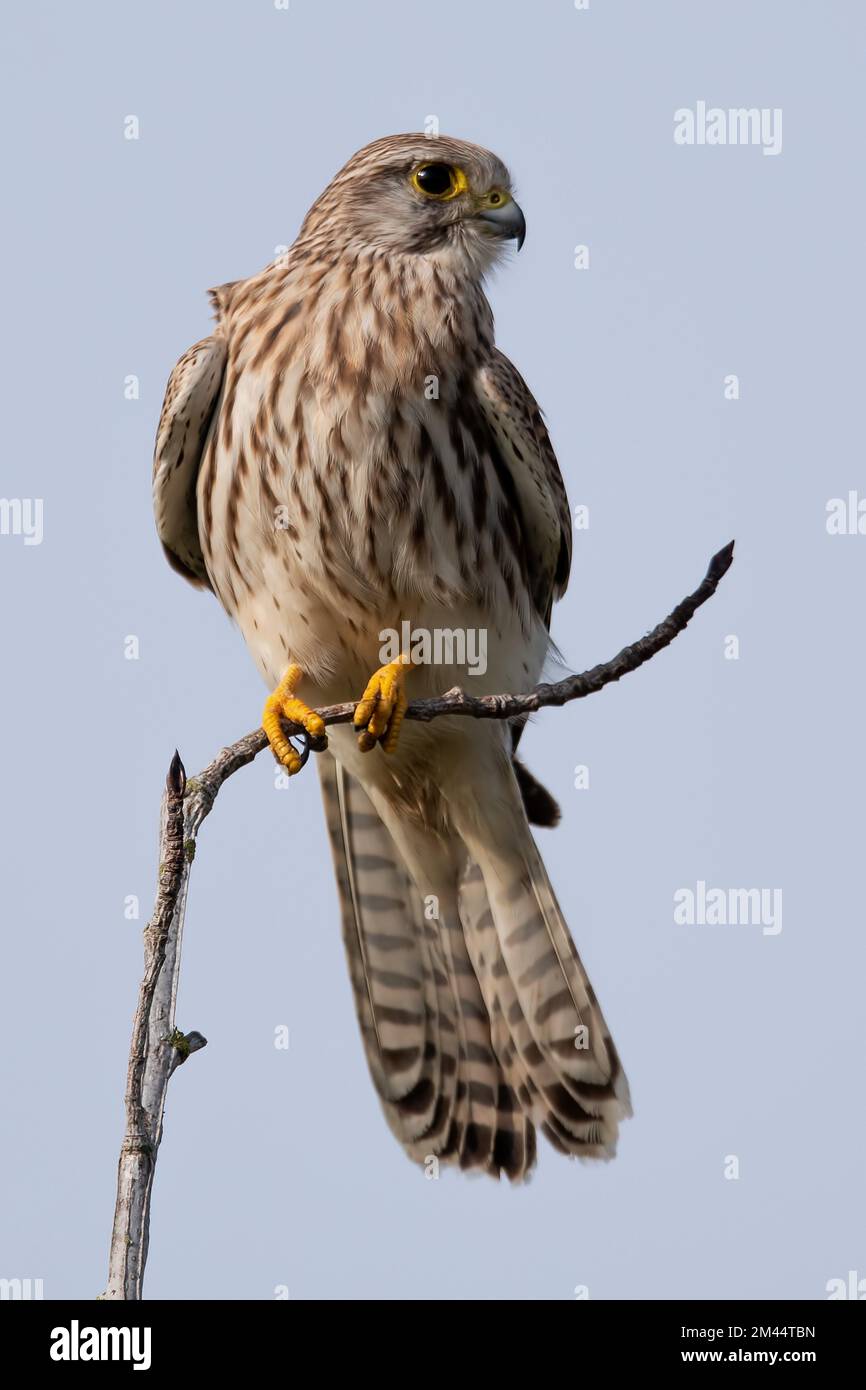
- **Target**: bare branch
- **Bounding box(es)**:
[100,753,208,1300]
[101,540,732,1298]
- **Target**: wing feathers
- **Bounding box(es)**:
[475,348,573,625]
[153,335,226,587]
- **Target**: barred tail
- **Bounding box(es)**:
[318,755,534,1179]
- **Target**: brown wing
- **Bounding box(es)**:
[152,334,226,589]
[475,347,572,630]
[475,349,572,814]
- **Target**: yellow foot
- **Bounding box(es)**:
[353,656,412,754]
[262,663,327,775]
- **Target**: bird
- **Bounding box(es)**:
[153,133,630,1179]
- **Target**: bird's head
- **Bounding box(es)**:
[297,133,525,274]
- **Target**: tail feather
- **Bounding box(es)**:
[319,748,629,1178]
[320,756,531,1177]
[320,757,445,1144]
[458,860,614,1158]
[452,763,631,1161]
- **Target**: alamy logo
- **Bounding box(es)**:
[674,880,782,936]
[826,1271,866,1299]
[0,498,43,545]
[674,102,782,156]
[0,1277,43,1299]
[826,492,866,535]
[50,1320,151,1371]
[379,621,487,676]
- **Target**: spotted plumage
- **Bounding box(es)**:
[154,134,629,1178]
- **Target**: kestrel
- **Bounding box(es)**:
[153,134,630,1179]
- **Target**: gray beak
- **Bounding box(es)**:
[477,198,526,251]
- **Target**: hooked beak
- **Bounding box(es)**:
[475,196,526,251]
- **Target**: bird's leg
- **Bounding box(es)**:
[353,653,414,755]
[262,662,327,775]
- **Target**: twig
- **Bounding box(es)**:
[101,540,733,1298]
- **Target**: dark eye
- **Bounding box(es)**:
[411,162,465,200]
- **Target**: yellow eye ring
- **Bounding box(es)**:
[411,162,469,201]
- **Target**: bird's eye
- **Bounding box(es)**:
[411,162,465,200]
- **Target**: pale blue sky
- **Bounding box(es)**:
[1,0,863,1299]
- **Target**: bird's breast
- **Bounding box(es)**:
[199,269,538,695]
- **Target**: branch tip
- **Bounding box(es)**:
[167,750,186,797]
[707,539,735,583]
